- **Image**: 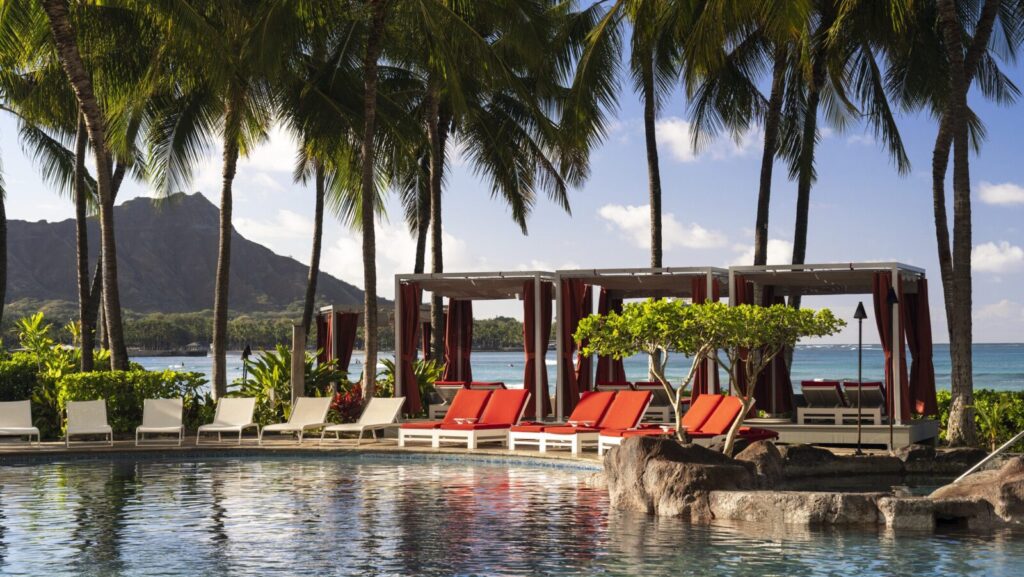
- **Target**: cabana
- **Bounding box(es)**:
[394,271,556,419]
[553,267,730,421]
[729,262,940,449]
[315,305,360,375]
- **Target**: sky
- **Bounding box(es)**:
[3,61,1024,345]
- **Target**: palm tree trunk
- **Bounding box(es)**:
[937,0,977,446]
[212,89,244,399]
[753,48,787,266]
[301,163,326,336]
[41,0,129,370]
[413,154,430,274]
[789,16,831,314]
[360,0,388,397]
[427,88,447,363]
[640,55,663,269]
[73,116,94,371]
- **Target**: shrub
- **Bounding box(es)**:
[230,344,346,425]
[0,352,42,402]
[330,384,363,424]
[57,370,211,435]
[376,357,443,417]
[936,389,1024,450]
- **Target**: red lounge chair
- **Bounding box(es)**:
[433,389,531,449]
[539,391,652,455]
[688,396,778,446]
[399,389,491,446]
[507,391,616,452]
[598,394,723,454]
[594,381,633,392]
[467,381,506,390]
[429,381,468,419]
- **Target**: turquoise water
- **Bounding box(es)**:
[136,343,1024,392]
[0,456,1020,576]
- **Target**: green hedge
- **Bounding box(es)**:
[57,370,213,435]
[0,352,42,402]
[936,389,1024,450]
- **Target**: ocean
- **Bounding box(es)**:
[135,343,1024,392]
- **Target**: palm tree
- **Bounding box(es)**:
[37,0,131,369]
[886,0,1020,444]
[144,1,312,397]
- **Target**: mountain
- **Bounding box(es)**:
[7,192,369,313]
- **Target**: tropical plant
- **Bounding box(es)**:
[376,357,443,417]
[709,303,845,454]
[575,299,716,441]
[231,344,346,425]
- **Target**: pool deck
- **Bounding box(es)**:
[0,437,605,469]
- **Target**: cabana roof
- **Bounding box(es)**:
[730,262,925,297]
[396,271,555,301]
[555,267,730,299]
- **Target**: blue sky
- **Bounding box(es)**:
[3,61,1023,344]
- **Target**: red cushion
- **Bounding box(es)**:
[739,427,778,441]
[509,424,549,433]
[400,421,442,430]
[696,395,743,435]
[478,389,530,426]
[544,426,601,436]
[444,389,492,423]
[598,391,652,430]
[566,391,615,424]
[681,394,723,432]
[438,423,511,431]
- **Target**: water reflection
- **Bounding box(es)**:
[0,457,1020,577]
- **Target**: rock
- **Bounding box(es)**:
[929,456,1024,525]
[734,441,784,489]
[780,444,903,479]
[604,436,755,520]
[706,436,751,455]
[931,498,999,530]
[934,447,989,474]
[709,491,882,526]
[878,497,935,530]
[584,472,607,490]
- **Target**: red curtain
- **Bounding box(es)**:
[902,278,938,416]
[690,276,721,403]
[594,288,627,383]
[420,320,432,359]
[334,312,359,375]
[753,287,794,414]
[315,311,333,365]
[441,300,473,383]
[872,272,911,422]
[731,274,752,397]
[559,279,587,414]
[398,284,423,414]
[523,281,553,418]
[575,285,594,392]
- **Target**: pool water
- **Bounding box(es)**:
[0,456,1020,576]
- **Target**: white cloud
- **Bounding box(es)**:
[979,181,1024,206]
[323,223,488,298]
[731,239,794,266]
[975,299,1024,321]
[598,204,727,250]
[846,134,875,146]
[235,209,312,241]
[654,116,760,163]
[972,241,1024,273]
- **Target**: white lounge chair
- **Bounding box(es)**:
[0,400,40,446]
[136,398,184,446]
[66,400,113,447]
[197,398,259,445]
[320,397,405,445]
[259,397,332,445]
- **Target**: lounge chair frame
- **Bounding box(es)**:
[135,398,184,446]
[432,392,531,449]
[197,398,260,445]
[320,397,406,445]
[0,401,40,446]
[542,395,653,456]
[65,400,113,447]
[259,397,332,445]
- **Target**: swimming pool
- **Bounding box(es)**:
[0,455,1019,576]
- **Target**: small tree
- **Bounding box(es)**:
[574,299,716,440]
[711,304,845,454]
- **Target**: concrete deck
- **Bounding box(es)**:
[0,436,604,468]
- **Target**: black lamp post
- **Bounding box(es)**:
[886,287,899,453]
[241,344,252,383]
[853,302,868,455]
